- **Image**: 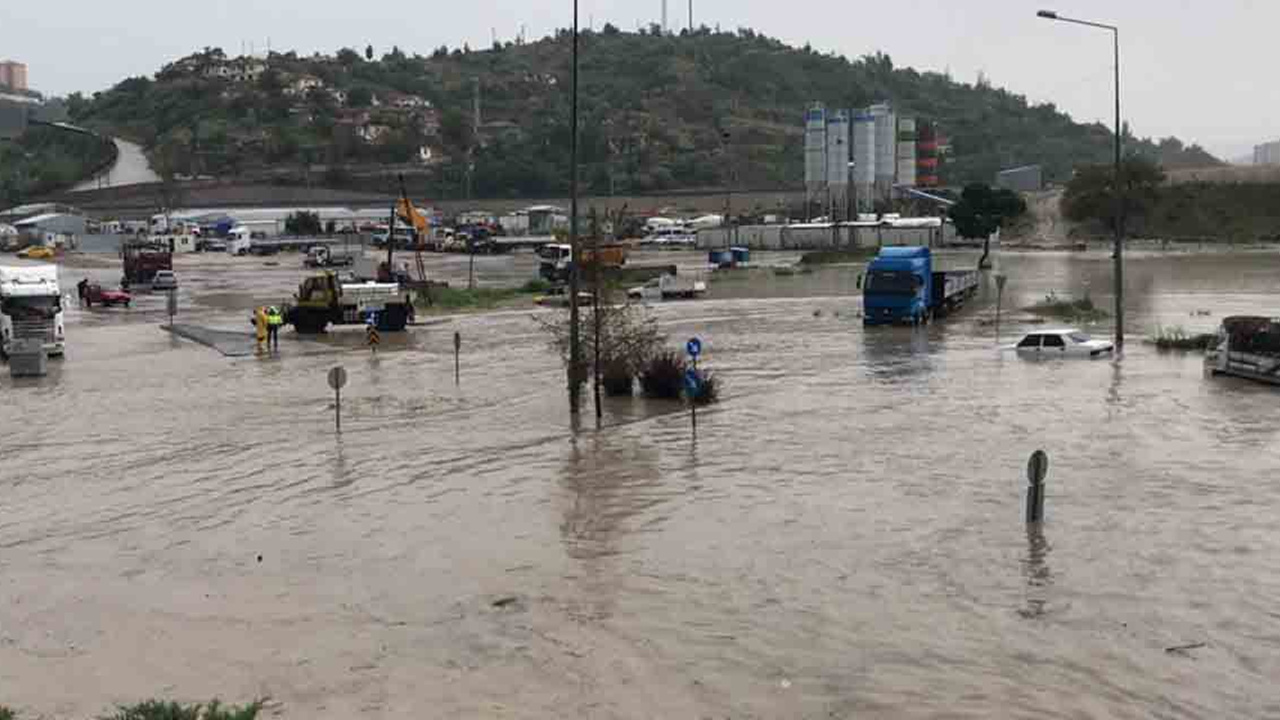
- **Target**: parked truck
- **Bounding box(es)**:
[121,240,173,287]
[284,271,414,333]
[860,246,980,326]
[537,243,628,282]
[627,273,708,301]
[0,265,66,358]
[1205,315,1280,386]
[304,245,360,268]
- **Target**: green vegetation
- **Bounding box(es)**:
[1063,155,1166,235]
[68,30,1217,200]
[638,350,720,404]
[100,700,261,720]
[1152,327,1217,351]
[640,351,688,400]
[798,249,876,265]
[1024,292,1109,322]
[284,210,322,235]
[0,705,14,720]
[948,183,1026,266]
[417,279,551,310]
[0,126,115,205]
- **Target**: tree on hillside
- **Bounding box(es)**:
[948,183,1026,268]
[337,47,362,66]
[1062,155,1166,235]
[348,86,373,108]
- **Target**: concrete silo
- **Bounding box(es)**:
[804,105,828,216]
[869,103,896,205]
[825,109,850,221]
[852,112,876,214]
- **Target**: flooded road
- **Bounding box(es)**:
[2,248,1279,718]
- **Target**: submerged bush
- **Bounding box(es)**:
[101,699,262,720]
[1,706,14,720]
[1024,291,1109,321]
[640,351,688,399]
[691,370,720,405]
[1153,326,1217,351]
[602,358,635,396]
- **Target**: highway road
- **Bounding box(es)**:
[69,137,161,192]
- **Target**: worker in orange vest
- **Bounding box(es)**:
[254,306,268,354]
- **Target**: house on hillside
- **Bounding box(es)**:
[353,122,391,143]
[284,75,324,97]
[388,92,431,110]
[228,57,267,83]
[416,108,441,137]
[477,120,522,146]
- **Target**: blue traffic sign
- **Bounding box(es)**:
[686,337,702,358]
[684,368,701,394]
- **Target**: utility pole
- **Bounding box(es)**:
[688,0,693,31]
[568,0,583,414]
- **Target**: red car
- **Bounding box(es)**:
[85,283,131,308]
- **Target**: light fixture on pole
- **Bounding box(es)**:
[1037,8,1124,350]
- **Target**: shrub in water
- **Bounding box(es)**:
[102,699,261,720]
[691,370,720,405]
[602,358,635,396]
[640,351,687,399]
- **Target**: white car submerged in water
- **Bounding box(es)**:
[1010,329,1114,358]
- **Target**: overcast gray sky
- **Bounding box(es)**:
[1,0,1269,159]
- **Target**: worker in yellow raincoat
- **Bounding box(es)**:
[254,306,268,354]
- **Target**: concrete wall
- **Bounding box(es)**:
[697,223,957,250]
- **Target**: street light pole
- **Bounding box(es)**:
[1038,9,1123,350]
[567,0,582,413]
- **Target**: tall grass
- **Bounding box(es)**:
[1153,326,1217,351]
[1024,291,1109,321]
[100,700,262,720]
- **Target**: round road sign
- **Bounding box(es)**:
[328,366,348,391]
[684,368,701,395]
[995,274,1008,291]
[1027,450,1049,485]
[686,337,702,358]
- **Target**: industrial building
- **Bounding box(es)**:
[803,102,944,218]
[0,61,28,92]
[1254,141,1280,166]
[995,165,1044,192]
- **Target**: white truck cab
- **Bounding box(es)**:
[0,265,66,358]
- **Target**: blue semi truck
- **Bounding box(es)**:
[860,246,980,325]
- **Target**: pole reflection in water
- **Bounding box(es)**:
[558,432,664,623]
[1018,523,1053,619]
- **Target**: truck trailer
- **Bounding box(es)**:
[861,246,979,326]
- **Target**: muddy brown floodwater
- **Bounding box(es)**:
[2,246,1279,718]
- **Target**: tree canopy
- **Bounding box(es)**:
[1062,156,1166,233]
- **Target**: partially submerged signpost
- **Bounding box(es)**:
[328,366,347,433]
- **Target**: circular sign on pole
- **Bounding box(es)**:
[327,366,348,391]
[686,337,702,358]
[454,331,461,350]
[684,368,701,395]
[1027,450,1049,485]
[995,274,1008,292]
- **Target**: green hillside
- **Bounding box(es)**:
[67,26,1219,199]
